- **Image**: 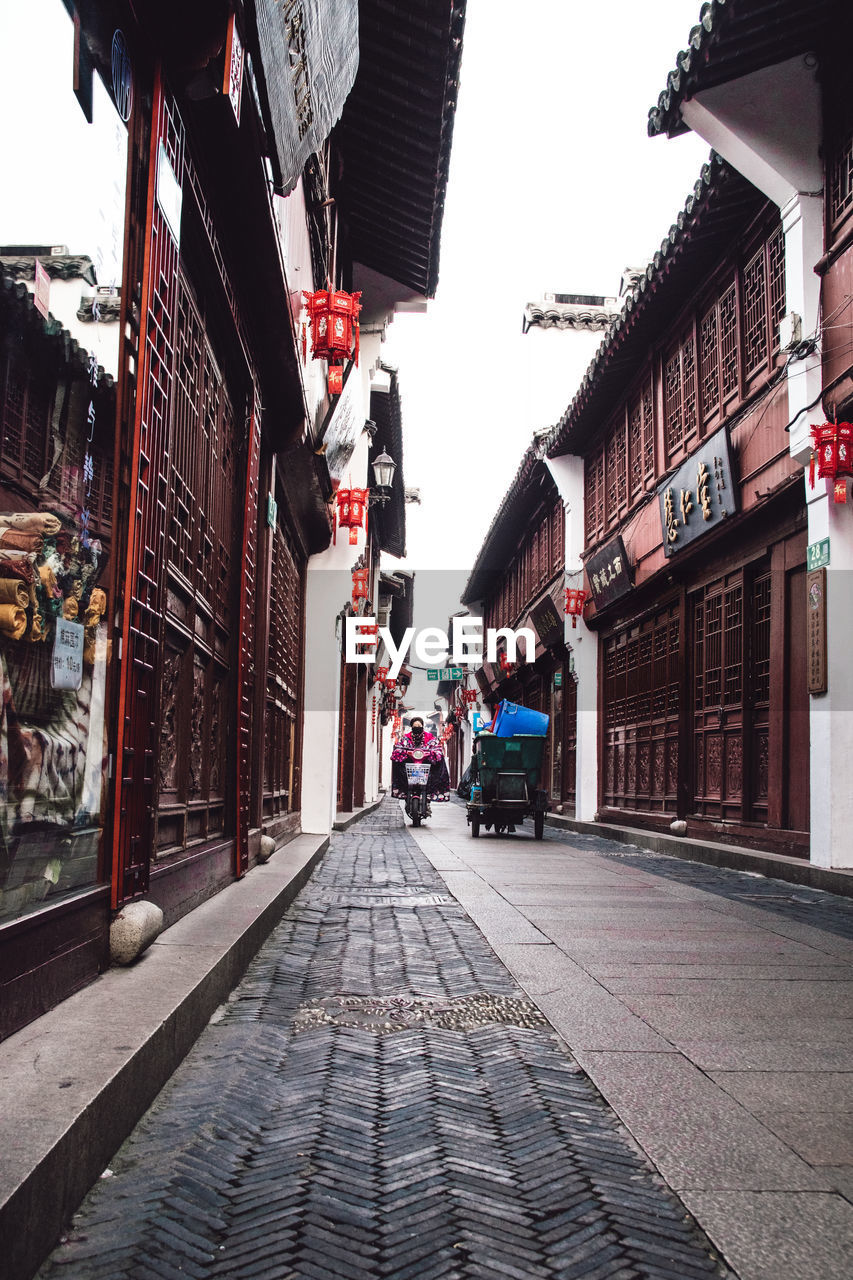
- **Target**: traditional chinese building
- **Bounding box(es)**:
[461,441,575,809]
[0,0,466,1040]
[646,0,853,870]
[546,153,809,853]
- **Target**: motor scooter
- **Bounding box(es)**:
[402,748,431,827]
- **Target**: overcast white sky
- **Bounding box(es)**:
[382,0,710,587]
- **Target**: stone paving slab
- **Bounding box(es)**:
[36,802,734,1280]
[677,1191,853,1280]
[411,801,853,1279]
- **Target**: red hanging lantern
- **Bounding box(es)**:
[352,567,369,604]
[564,586,588,629]
[328,365,343,396]
[336,487,369,545]
[463,688,477,705]
[303,288,361,364]
[809,423,853,503]
[375,665,389,685]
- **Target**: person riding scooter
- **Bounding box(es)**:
[391,716,451,815]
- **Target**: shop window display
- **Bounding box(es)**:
[0,0,127,921]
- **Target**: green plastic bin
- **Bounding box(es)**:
[474,734,545,796]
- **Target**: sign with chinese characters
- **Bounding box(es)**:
[807,568,827,695]
[529,593,563,649]
[585,535,633,609]
[807,538,830,571]
[658,427,736,557]
[51,619,84,691]
[553,671,562,689]
[223,15,245,125]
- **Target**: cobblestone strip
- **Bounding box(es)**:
[39,801,735,1280]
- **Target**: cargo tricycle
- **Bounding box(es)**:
[465,733,549,839]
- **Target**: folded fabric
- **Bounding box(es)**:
[0,528,44,553]
[0,604,28,640]
[38,564,59,596]
[88,587,107,617]
[0,578,31,609]
[0,511,61,535]
[0,549,36,582]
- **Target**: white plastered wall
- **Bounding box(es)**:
[545,452,598,821]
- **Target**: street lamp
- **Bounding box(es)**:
[369,449,396,506]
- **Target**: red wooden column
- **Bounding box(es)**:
[111,74,184,908]
[236,387,262,876]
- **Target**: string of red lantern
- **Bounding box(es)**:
[564,586,588,628]
[335,487,368,545]
[809,423,853,504]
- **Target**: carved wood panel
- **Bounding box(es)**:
[602,603,679,813]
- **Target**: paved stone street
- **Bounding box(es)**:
[39,801,733,1280]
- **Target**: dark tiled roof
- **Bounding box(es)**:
[546,153,764,458]
[648,0,838,139]
[0,268,115,388]
[335,0,466,297]
[523,300,621,333]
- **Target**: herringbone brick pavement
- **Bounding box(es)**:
[38,801,735,1280]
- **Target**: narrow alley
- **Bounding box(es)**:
[35,799,853,1280]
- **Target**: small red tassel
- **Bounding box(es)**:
[809,452,815,489]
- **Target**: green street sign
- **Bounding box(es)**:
[450,667,463,680]
[554,671,563,688]
[427,669,440,680]
[807,538,830,571]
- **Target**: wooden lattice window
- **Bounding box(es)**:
[829,124,853,232]
[699,280,739,425]
[550,500,564,572]
[752,572,771,706]
[584,445,604,546]
[605,414,627,526]
[663,331,697,461]
[742,246,768,378]
[742,225,785,380]
[767,225,786,352]
[628,378,654,498]
[538,512,551,587]
[265,517,305,815]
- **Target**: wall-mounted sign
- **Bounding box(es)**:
[427,669,439,680]
[585,534,633,609]
[807,568,827,695]
[254,0,359,194]
[323,365,362,485]
[156,140,183,247]
[529,593,563,650]
[266,493,278,528]
[807,538,830,571]
[223,15,244,126]
[658,426,737,557]
[111,30,133,122]
[33,259,50,319]
[554,671,562,689]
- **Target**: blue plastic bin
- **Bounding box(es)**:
[491,700,549,737]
